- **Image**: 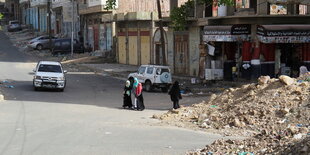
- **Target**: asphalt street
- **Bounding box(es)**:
[0,31,222,155]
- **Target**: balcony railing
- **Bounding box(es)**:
[20,0,29,3]
[52,0,71,8]
[88,0,107,8]
[30,0,48,7]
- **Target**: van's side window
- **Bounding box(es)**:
[147,67,154,74]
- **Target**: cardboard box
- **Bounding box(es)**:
[213,69,224,80]
[205,69,213,80]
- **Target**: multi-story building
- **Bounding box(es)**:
[197,0,310,80]
[79,0,114,52]
[24,0,48,32]
[79,0,176,65]
[19,0,30,25]
[51,0,79,37]
[5,0,19,21]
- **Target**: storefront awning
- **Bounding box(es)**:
[257,25,310,43]
[203,25,251,42]
[267,0,310,4]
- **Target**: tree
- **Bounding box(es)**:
[171,0,234,31]
[105,0,117,10]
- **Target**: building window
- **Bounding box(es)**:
[299,5,307,15]
[270,4,287,15]
[235,0,250,8]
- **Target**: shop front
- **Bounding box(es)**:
[257,25,310,78]
[203,24,251,80]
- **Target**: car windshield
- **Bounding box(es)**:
[38,64,62,73]
[11,21,18,24]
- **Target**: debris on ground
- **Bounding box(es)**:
[157,75,310,154]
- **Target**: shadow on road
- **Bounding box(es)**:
[0,73,178,111]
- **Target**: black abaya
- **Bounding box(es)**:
[136,94,145,111]
[123,86,132,108]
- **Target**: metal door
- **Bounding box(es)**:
[155,44,161,65]
[93,24,99,51]
[87,26,94,50]
[174,33,189,75]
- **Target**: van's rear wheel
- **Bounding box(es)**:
[144,81,152,92]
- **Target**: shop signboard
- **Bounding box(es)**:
[204,25,250,35]
[257,25,310,36]
[203,25,250,42]
[203,34,249,42]
[258,35,310,43]
[231,24,251,35]
[257,25,310,43]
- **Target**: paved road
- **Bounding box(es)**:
[0,31,221,155]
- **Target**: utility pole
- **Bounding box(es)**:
[47,0,52,52]
[156,0,167,65]
[71,0,75,57]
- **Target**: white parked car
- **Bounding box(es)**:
[27,35,57,50]
[33,61,67,91]
[128,65,172,92]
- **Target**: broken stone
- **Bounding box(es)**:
[152,114,160,119]
[279,75,295,85]
[232,118,244,127]
[170,109,180,114]
[198,114,208,124]
[288,126,299,135]
[298,127,308,134]
[0,94,3,101]
[301,145,309,152]
[299,82,309,87]
[258,76,270,85]
[279,108,290,116]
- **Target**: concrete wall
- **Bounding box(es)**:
[118,36,126,64]
[257,0,268,15]
[88,0,106,7]
[167,28,174,73]
[116,0,170,17]
[128,28,138,65]
[188,26,200,76]
[141,35,150,65]
[39,7,47,32]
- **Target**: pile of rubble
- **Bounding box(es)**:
[156,75,310,154]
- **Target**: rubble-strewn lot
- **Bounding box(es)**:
[156,75,310,154]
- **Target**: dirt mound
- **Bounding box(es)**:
[158,76,310,154]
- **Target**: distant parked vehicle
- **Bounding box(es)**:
[128,65,172,92]
[7,20,22,32]
[51,38,84,55]
[27,35,58,50]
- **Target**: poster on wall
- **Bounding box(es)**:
[270,4,287,15]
